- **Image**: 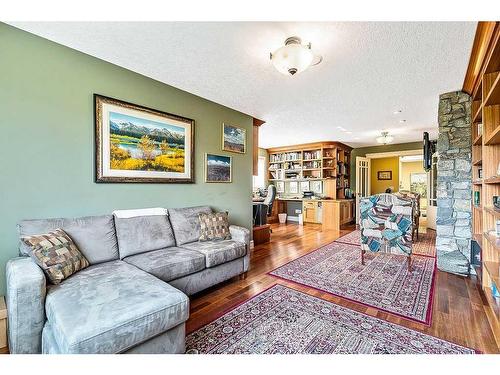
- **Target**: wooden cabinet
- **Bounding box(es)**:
[322,200,355,230]
[339,200,354,225]
[253,224,271,245]
[303,201,320,223]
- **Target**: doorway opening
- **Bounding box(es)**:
[355,149,436,230]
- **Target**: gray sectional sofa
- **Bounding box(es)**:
[6,206,250,354]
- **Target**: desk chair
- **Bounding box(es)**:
[253,184,276,227]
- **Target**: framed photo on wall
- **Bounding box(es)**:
[377,170,392,180]
[311,180,322,194]
[205,153,232,183]
[300,181,310,192]
[222,123,246,153]
[95,94,194,183]
[276,181,285,193]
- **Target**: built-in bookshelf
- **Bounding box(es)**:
[267,141,352,199]
[467,22,500,302]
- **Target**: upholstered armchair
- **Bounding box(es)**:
[359,193,414,271]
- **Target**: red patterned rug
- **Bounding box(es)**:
[186,284,474,354]
[269,241,436,325]
[335,229,437,258]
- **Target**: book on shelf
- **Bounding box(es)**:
[270,152,301,162]
[283,161,301,170]
[303,150,321,160]
[303,160,322,169]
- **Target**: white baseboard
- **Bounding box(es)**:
[287,216,299,222]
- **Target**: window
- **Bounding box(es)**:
[253,156,266,190]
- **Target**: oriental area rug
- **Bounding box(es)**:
[269,241,436,325]
[185,284,474,354]
[335,229,437,258]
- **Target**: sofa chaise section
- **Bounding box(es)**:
[42,260,188,354]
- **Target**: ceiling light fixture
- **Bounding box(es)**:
[376,131,394,144]
[270,36,322,76]
[399,119,407,123]
[393,110,402,115]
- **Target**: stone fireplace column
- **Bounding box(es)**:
[436,91,472,276]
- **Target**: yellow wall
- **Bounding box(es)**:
[400,161,428,210]
[370,157,399,194]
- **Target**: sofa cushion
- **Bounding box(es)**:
[123,247,206,282]
[45,260,188,354]
[199,211,231,242]
[21,229,89,284]
[114,214,176,259]
[181,240,246,268]
[18,215,119,265]
[168,206,212,245]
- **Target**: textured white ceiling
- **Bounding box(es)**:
[10,22,476,148]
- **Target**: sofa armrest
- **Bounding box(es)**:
[6,257,46,353]
[229,225,251,272]
[229,225,250,248]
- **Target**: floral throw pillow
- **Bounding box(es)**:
[198,212,232,242]
[21,228,89,284]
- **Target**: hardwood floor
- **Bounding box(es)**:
[187,222,500,354]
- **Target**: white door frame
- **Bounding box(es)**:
[355,156,371,225]
[426,152,438,230]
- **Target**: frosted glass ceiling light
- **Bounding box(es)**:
[376,131,394,144]
[270,36,322,76]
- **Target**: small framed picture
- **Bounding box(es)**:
[222,123,246,154]
[205,153,232,183]
[276,181,285,193]
[290,181,299,194]
[377,170,392,180]
[311,180,322,194]
[300,181,310,192]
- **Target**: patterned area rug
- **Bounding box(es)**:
[186,284,474,354]
[269,241,436,324]
[335,229,437,258]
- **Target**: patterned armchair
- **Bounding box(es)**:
[359,193,414,271]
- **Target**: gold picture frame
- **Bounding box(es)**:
[377,170,393,180]
[95,94,195,183]
[205,153,232,183]
[222,123,246,154]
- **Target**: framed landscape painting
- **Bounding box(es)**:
[377,170,392,180]
[222,123,246,153]
[95,94,194,183]
[205,153,232,183]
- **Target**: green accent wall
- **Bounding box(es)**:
[350,142,422,191]
[0,24,253,295]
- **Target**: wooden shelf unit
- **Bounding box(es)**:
[466,22,500,299]
[267,141,353,199]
